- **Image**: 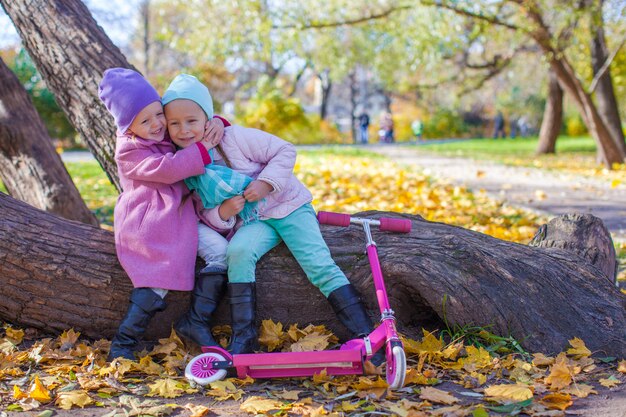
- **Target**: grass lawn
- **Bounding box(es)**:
[419,135,597,158]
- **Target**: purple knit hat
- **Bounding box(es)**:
[98,68,161,134]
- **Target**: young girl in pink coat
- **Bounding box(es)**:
[162,74,382,363]
[98,68,228,361]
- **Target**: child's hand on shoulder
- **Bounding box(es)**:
[219,195,246,220]
[200,117,225,150]
[244,180,273,202]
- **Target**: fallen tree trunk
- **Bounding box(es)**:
[1,192,624,356]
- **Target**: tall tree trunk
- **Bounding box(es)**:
[2,192,625,356]
[0,57,98,226]
[317,69,332,120]
[536,69,563,155]
[349,70,358,144]
[523,5,626,168]
[0,0,134,191]
[590,0,626,154]
[140,0,151,77]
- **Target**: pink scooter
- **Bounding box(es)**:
[184,211,411,389]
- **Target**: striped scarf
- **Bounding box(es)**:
[185,158,259,224]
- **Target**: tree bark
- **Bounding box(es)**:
[536,69,563,155]
[0,57,98,226]
[589,1,626,154]
[1,192,624,357]
[0,0,134,191]
[522,3,626,168]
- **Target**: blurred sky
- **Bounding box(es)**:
[0,0,141,49]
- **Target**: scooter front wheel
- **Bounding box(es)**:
[185,352,228,385]
[386,345,406,389]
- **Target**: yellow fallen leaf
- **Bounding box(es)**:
[566,337,591,358]
[274,390,301,400]
[532,352,554,367]
[13,384,28,400]
[561,383,597,398]
[55,390,94,409]
[58,329,80,351]
[6,327,25,344]
[617,360,626,374]
[146,378,184,398]
[545,354,573,390]
[599,376,621,388]
[137,355,164,375]
[418,386,459,405]
[258,320,284,352]
[240,396,285,413]
[290,332,330,352]
[484,383,533,401]
[184,403,210,417]
[207,379,243,401]
[29,375,51,403]
[539,392,573,410]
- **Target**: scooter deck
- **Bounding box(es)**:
[232,349,364,379]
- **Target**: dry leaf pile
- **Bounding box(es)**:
[1,321,624,416]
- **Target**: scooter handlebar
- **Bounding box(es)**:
[379,217,412,233]
[317,211,412,233]
[317,211,351,227]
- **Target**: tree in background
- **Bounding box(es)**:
[7,49,77,147]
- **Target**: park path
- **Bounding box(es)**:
[366,144,626,243]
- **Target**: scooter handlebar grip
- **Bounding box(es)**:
[379,217,412,233]
[317,211,351,227]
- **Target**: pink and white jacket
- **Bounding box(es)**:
[200,125,312,228]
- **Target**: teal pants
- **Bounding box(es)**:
[226,204,350,297]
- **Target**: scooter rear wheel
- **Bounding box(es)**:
[185,352,228,385]
[386,345,406,389]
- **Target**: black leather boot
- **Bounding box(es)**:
[175,272,226,347]
[108,288,167,361]
[327,284,385,366]
[227,282,259,354]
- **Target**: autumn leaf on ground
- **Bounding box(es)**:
[453,345,492,372]
[290,332,331,352]
[55,390,94,409]
[352,376,389,399]
[484,383,534,402]
[137,355,165,375]
[240,396,287,414]
[566,338,591,358]
[274,389,301,400]
[545,353,573,390]
[58,329,80,351]
[146,378,185,398]
[184,403,210,417]
[13,385,27,400]
[5,327,25,345]
[29,375,52,403]
[599,375,621,388]
[418,386,459,405]
[532,352,554,367]
[206,379,243,401]
[561,383,597,398]
[258,320,284,352]
[617,360,626,374]
[539,392,573,410]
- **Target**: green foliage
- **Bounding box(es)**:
[424,108,468,139]
[565,114,588,137]
[239,78,348,144]
[9,49,77,144]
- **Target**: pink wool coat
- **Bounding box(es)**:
[114,134,210,291]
